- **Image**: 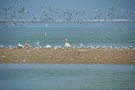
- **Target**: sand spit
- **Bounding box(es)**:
[0,48,135,64]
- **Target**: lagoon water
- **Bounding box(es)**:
[0,64,135,90]
[0,22,135,48]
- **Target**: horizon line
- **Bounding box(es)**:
[0,19,135,23]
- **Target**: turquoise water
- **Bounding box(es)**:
[0,22,135,48]
[0,64,135,90]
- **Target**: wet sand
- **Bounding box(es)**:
[0,48,135,64]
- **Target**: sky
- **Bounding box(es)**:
[0,0,135,14]
[0,0,135,9]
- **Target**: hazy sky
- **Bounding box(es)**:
[0,0,135,10]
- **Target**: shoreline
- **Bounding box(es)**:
[0,48,135,64]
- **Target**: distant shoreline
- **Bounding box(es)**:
[0,48,135,64]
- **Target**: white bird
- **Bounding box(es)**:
[53,46,56,49]
[65,42,71,48]
[64,38,71,48]
[0,44,4,48]
[44,44,52,48]
[44,32,47,37]
[80,43,84,48]
[17,43,24,49]
[9,44,13,49]
[34,41,41,48]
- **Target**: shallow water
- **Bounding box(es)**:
[0,64,135,90]
[0,22,135,48]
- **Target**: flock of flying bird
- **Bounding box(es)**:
[0,6,135,26]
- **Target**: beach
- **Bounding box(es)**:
[0,48,135,64]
